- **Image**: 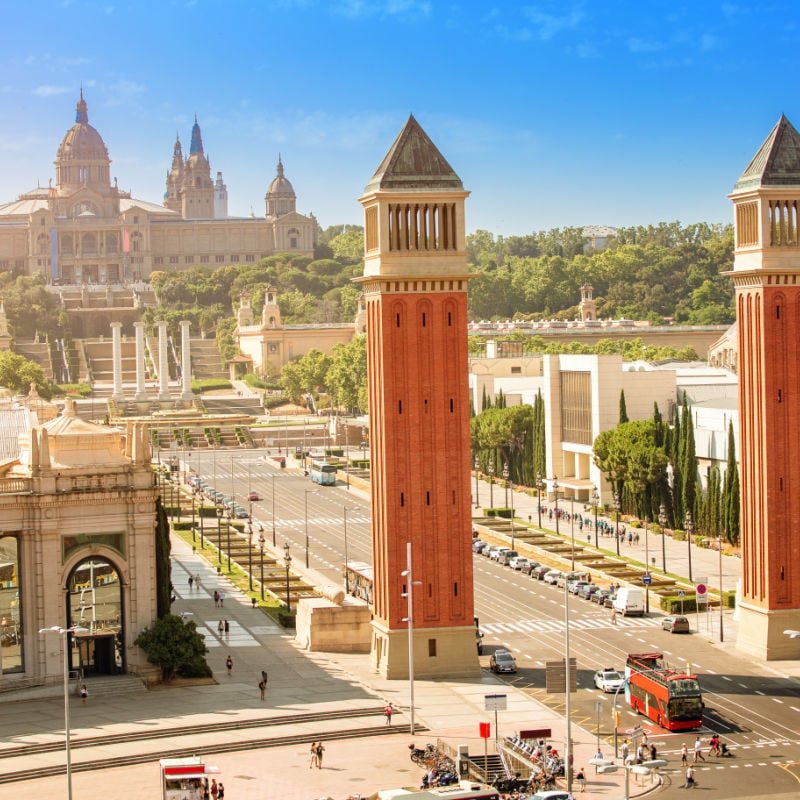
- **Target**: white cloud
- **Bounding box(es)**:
[33,85,71,97]
[332,0,431,19]
[521,4,585,40]
[627,37,664,54]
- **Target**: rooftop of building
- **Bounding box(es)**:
[734,114,800,190]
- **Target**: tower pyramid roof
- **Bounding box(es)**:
[735,115,800,190]
[364,114,463,193]
[189,116,204,156]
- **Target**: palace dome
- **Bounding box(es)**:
[267,156,295,197]
[55,91,109,163]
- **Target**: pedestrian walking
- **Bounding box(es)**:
[219,590,225,607]
[693,736,705,762]
[79,684,88,704]
[309,741,319,768]
[213,590,220,607]
[188,575,194,591]
[211,778,219,800]
[217,783,225,800]
[621,740,629,764]
[261,669,268,685]
[225,655,233,676]
[384,702,394,725]
[258,678,266,700]
[576,767,586,792]
[224,619,230,636]
[315,741,325,768]
[650,743,658,761]
[218,619,224,635]
[195,574,202,590]
[611,608,617,625]
[683,765,696,788]
[681,743,688,765]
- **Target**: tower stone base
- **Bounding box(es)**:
[371,619,480,680]
[735,601,800,660]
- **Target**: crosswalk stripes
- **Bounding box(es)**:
[481,615,662,635]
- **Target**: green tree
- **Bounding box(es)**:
[0,351,51,397]
[722,421,740,544]
[134,614,212,681]
[679,394,697,520]
[326,336,368,413]
[154,498,172,618]
[329,228,365,261]
[619,389,629,424]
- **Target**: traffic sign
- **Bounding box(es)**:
[484,693,507,711]
[696,578,709,605]
[642,573,652,586]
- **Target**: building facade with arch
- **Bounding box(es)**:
[0,92,315,284]
[0,401,158,687]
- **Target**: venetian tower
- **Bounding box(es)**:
[730,115,800,659]
[579,283,597,321]
[356,115,479,679]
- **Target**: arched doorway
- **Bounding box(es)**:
[66,556,124,676]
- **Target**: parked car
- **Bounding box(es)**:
[531,565,550,580]
[559,571,589,588]
[508,556,530,571]
[591,589,612,605]
[521,560,541,576]
[543,570,562,585]
[578,583,600,600]
[247,491,261,501]
[490,547,511,562]
[662,614,691,633]
[498,550,519,566]
[484,545,503,559]
[473,539,488,554]
[527,792,577,800]
[593,668,625,693]
[568,580,590,594]
[234,507,249,519]
[603,592,616,609]
[490,648,518,674]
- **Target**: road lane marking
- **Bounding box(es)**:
[722,676,732,681]
[773,698,784,704]
[755,690,765,695]
[790,707,800,712]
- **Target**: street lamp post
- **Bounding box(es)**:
[658,503,668,573]
[564,572,573,793]
[304,489,317,569]
[718,534,724,643]
[258,533,265,601]
[473,454,481,509]
[552,477,560,538]
[226,510,232,573]
[191,488,197,543]
[283,543,292,612]
[215,502,223,569]
[38,625,88,800]
[247,520,254,592]
[570,496,575,570]
[613,491,621,556]
[509,470,515,551]
[487,460,495,509]
[536,477,544,528]
[401,541,422,736]
[684,510,694,583]
[592,486,599,549]
[643,516,650,615]
[271,473,277,547]
[502,460,509,508]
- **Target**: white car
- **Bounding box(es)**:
[543,570,562,585]
[528,792,576,800]
[593,668,625,693]
[509,556,530,571]
[490,547,511,562]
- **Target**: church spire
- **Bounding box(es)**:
[190,115,204,156]
[75,88,88,125]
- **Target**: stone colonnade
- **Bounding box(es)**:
[110,320,193,403]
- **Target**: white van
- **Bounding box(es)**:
[612,587,645,617]
[379,782,501,800]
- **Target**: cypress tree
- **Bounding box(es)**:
[670,404,683,523]
[680,394,697,520]
[619,389,629,424]
[154,497,172,619]
[722,421,740,543]
[481,385,490,411]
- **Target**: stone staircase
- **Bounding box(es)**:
[191,337,227,379]
[203,397,263,416]
[13,340,54,382]
[83,339,138,384]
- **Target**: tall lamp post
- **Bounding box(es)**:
[247,519,254,592]
[226,509,232,573]
[684,510,694,582]
[613,491,621,556]
[658,503,668,573]
[718,534,724,643]
[536,477,544,528]
[591,486,599,549]
[487,459,495,510]
[258,533,265,601]
[271,473,277,547]
[643,516,650,615]
[473,454,481,509]
[563,574,573,793]
[283,543,292,612]
[509,469,516,551]
[38,625,88,800]
[552,477,560,538]
[569,495,575,570]
[215,502,223,569]
[401,541,422,736]
[304,489,318,568]
[502,460,510,508]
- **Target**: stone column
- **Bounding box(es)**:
[157,320,170,400]
[111,321,125,403]
[180,320,193,401]
[134,322,147,401]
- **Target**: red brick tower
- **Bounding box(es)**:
[357,116,479,678]
[731,116,800,659]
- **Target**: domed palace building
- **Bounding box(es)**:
[0,92,315,284]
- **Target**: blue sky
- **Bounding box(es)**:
[1,1,797,235]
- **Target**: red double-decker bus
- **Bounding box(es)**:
[625,652,704,731]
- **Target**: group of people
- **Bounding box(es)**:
[198,777,224,799]
[505,736,564,791]
[187,573,202,591]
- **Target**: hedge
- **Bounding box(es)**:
[484,507,512,518]
[54,383,93,398]
[171,521,194,531]
[263,394,289,409]
[191,378,232,393]
[243,373,266,388]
